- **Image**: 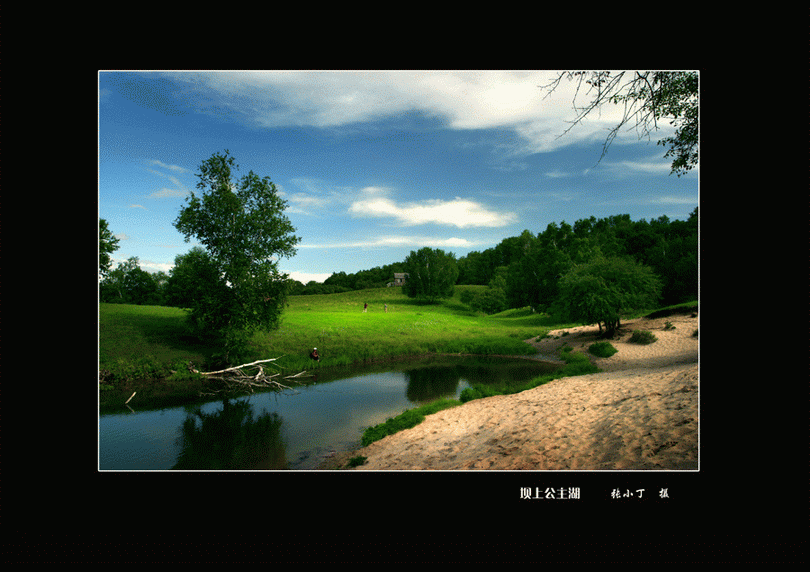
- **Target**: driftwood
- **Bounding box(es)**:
[190,357,310,395]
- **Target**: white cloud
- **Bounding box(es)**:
[139,260,174,274]
[348,186,515,228]
[146,167,191,198]
[149,186,189,198]
[287,270,333,284]
[160,70,644,155]
[651,195,698,205]
[148,160,189,173]
[299,235,477,249]
[602,158,673,175]
[280,177,353,215]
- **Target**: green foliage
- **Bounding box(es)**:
[554,256,662,338]
[99,256,164,305]
[459,384,501,403]
[589,341,618,358]
[459,210,697,309]
[163,247,224,310]
[173,150,300,363]
[347,456,367,468]
[402,247,459,303]
[628,330,658,344]
[99,218,120,278]
[460,267,508,314]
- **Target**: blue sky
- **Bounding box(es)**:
[98,71,698,284]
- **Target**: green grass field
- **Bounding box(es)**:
[259,286,564,372]
[99,286,562,378]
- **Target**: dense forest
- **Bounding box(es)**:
[100,209,698,313]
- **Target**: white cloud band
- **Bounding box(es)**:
[348,187,515,228]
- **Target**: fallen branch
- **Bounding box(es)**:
[193,357,306,395]
[191,358,281,376]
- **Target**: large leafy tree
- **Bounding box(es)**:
[553,256,662,338]
[402,247,459,304]
[173,150,300,362]
[541,71,699,176]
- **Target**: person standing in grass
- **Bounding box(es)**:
[363,302,368,313]
[310,347,320,361]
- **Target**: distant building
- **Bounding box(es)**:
[388,272,409,287]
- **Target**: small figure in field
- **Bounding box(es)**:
[310,347,320,361]
[384,304,388,313]
[363,302,368,313]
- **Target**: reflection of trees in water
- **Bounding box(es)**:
[173,398,288,470]
[404,359,561,403]
[405,366,462,402]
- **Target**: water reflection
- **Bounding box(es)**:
[173,399,287,470]
[99,356,559,471]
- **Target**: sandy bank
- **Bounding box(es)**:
[326,312,699,471]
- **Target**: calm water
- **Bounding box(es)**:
[98,356,559,471]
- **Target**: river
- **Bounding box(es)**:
[98,355,559,470]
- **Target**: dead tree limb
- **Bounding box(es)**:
[192,357,306,395]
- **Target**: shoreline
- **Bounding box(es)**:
[319,311,699,471]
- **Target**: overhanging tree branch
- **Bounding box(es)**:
[539,71,699,175]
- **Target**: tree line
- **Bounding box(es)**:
[101,208,697,315]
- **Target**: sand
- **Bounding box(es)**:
[325,311,699,471]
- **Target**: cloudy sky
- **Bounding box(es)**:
[98,70,698,283]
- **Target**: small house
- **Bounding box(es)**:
[388,272,409,287]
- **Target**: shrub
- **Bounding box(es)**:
[347,456,367,468]
[460,384,501,403]
[589,341,618,358]
[629,329,658,344]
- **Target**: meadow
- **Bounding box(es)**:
[259,286,560,371]
[98,286,568,409]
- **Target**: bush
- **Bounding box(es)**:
[460,383,501,403]
[460,287,507,315]
[629,329,658,344]
[589,341,618,358]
